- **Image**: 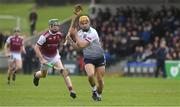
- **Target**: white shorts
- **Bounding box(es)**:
[40,53,61,71]
[9,52,21,62]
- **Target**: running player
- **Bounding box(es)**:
[4,28,26,84]
[33,19,76,99]
[67,15,106,101]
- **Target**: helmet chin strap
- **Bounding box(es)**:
[50,30,58,34]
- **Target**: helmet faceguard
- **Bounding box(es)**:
[48,19,60,33]
[48,19,60,26]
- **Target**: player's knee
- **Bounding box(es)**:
[41,71,47,78]
[42,73,46,78]
[87,72,94,78]
[16,66,22,71]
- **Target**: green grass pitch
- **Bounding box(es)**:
[0,74,180,106]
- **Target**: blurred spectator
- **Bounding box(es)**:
[0,32,5,48]
[66,46,77,61]
[178,52,180,60]
[29,7,38,36]
[140,22,151,44]
[131,46,144,62]
[155,41,168,78]
[77,52,85,75]
[22,42,36,74]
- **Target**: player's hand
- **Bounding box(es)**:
[5,53,11,57]
[40,58,48,65]
[66,35,74,45]
[69,28,77,38]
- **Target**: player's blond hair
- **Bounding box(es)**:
[79,16,90,24]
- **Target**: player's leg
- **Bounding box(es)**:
[12,59,22,81]
[10,53,22,81]
[54,60,76,99]
[7,61,14,84]
[85,64,96,89]
[162,62,167,78]
[155,62,160,78]
[33,64,48,86]
[85,64,100,101]
[95,65,105,100]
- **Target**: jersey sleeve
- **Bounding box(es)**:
[6,37,11,44]
[37,35,46,46]
[85,32,98,43]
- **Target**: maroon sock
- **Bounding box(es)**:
[68,86,73,92]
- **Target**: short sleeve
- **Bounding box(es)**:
[85,33,97,43]
[6,37,11,44]
[37,35,46,46]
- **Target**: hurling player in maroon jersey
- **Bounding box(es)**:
[33,19,76,99]
[4,28,26,84]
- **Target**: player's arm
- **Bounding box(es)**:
[66,35,80,51]
[75,33,89,48]
[70,28,89,49]
[34,35,47,64]
[4,37,10,56]
[21,40,26,54]
[21,45,26,54]
[34,44,44,61]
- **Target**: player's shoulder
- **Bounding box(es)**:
[90,27,97,33]
[56,31,63,37]
[8,35,16,40]
[90,27,96,32]
[18,35,24,40]
[89,27,98,35]
[42,31,50,38]
[7,35,13,39]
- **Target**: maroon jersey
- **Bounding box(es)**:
[6,35,23,53]
[37,30,63,57]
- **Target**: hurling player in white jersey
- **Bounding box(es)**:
[67,15,106,101]
[33,19,76,99]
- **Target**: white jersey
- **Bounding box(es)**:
[78,27,104,59]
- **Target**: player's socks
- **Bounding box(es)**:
[12,72,16,81]
[7,76,10,85]
[92,85,97,92]
[97,94,102,101]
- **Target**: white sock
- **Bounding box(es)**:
[92,85,97,92]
